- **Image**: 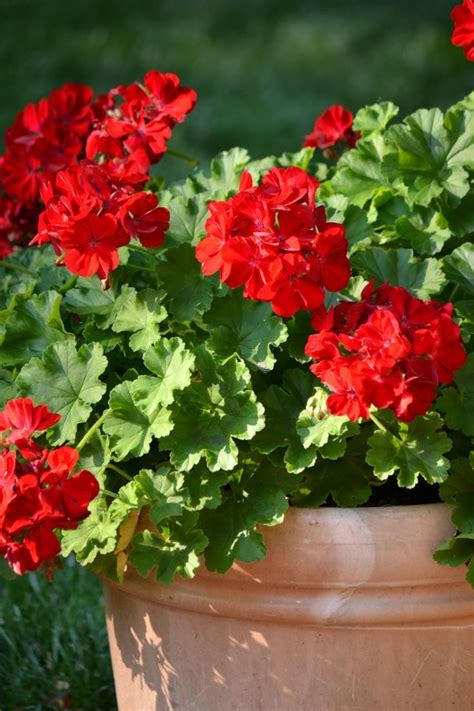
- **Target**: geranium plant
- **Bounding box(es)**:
[0,7,473,587]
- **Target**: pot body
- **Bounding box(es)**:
[104,504,474,710]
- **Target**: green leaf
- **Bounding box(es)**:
[352,247,445,298]
[286,311,312,363]
[438,354,474,436]
[0,291,68,367]
[292,436,372,508]
[64,277,116,316]
[439,457,474,533]
[106,286,167,352]
[103,378,174,459]
[200,476,288,573]
[203,291,287,370]
[252,369,317,473]
[17,339,107,445]
[455,300,474,342]
[193,147,251,198]
[163,192,208,247]
[156,243,217,321]
[61,499,119,565]
[143,337,195,406]
[183,465,228,510]
[160,349,264,472]
[353,101,399,138]
[434,533,474,570]
[395,209,451,256]
[329,135,387,207]
[130,520,208,585]
[382,108,472,205]
[366,413,452,488]
[78,431,111,477]
[297,389,359,447]
[443,245,474,296]
[0,368,17,407]
[443,191,474,238]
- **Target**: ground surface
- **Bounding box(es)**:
[0,0,471,708]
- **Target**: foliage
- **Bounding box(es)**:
[1,93,474,591]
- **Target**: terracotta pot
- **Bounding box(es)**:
[104,504,474,710]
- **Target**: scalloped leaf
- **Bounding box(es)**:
[17,339,107,445]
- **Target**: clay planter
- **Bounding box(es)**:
[104,504,474,710]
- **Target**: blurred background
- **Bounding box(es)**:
[0,0,472,708]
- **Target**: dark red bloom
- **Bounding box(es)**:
[304,105,360,151]
[0,401,99,575]
[196,166,350,317]
[305,284,466,422]
[451,0,474,60]
[119,191,170,248]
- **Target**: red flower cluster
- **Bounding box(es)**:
[305,283,467,422]
[0,399,99,575]
[451,0,474,60]
[86,70,197,167]
[195,167,350,317]
[303,105,360,152]
[0,84,97,259]
[30,70,197,279]
[32,160,170,279]
[0,71,196,272]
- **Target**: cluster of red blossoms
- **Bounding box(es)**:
[451,0,474,60]
[0,399,99,575]
[303,104,360,153]
[195,167,350,317]
[0,71,196,276]
[0,83,97,259]
[305,283,467,422]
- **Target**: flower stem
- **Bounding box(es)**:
[128,242,156,257]
[58,274,78,295]
[167,148,199,166]
[369,412,389,434]
[123,263,156,274]
[449,284,460,302]
[101,488,118,499]
[76,409,112,452]
[107,462,132,481]
[0,260,35,276]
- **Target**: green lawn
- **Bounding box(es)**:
[0,560,116,710]
[0,0,472,708]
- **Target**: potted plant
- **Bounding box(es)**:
[1,5,474,709]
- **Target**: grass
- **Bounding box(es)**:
[0,0,471,707]
[0,559,116,710]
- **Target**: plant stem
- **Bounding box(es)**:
[449,284,460,302]
[167,148,199,166]
[123,263,156,274]
[369,412,389,434]
[107,462,133,481]
[76,409,112,452]
[58,274,78,295]
[128,242,156,258]
[100,488,118,499]
[0,260,35,276]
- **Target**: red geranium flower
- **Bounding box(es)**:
[61,213,129,279]
[304,104,360,151]
[119,191,170,247]
[451,0,474,60]
[0,400,99,575]
[196,166,350,317]
[305,284,466,422]
[0,398,61,460]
